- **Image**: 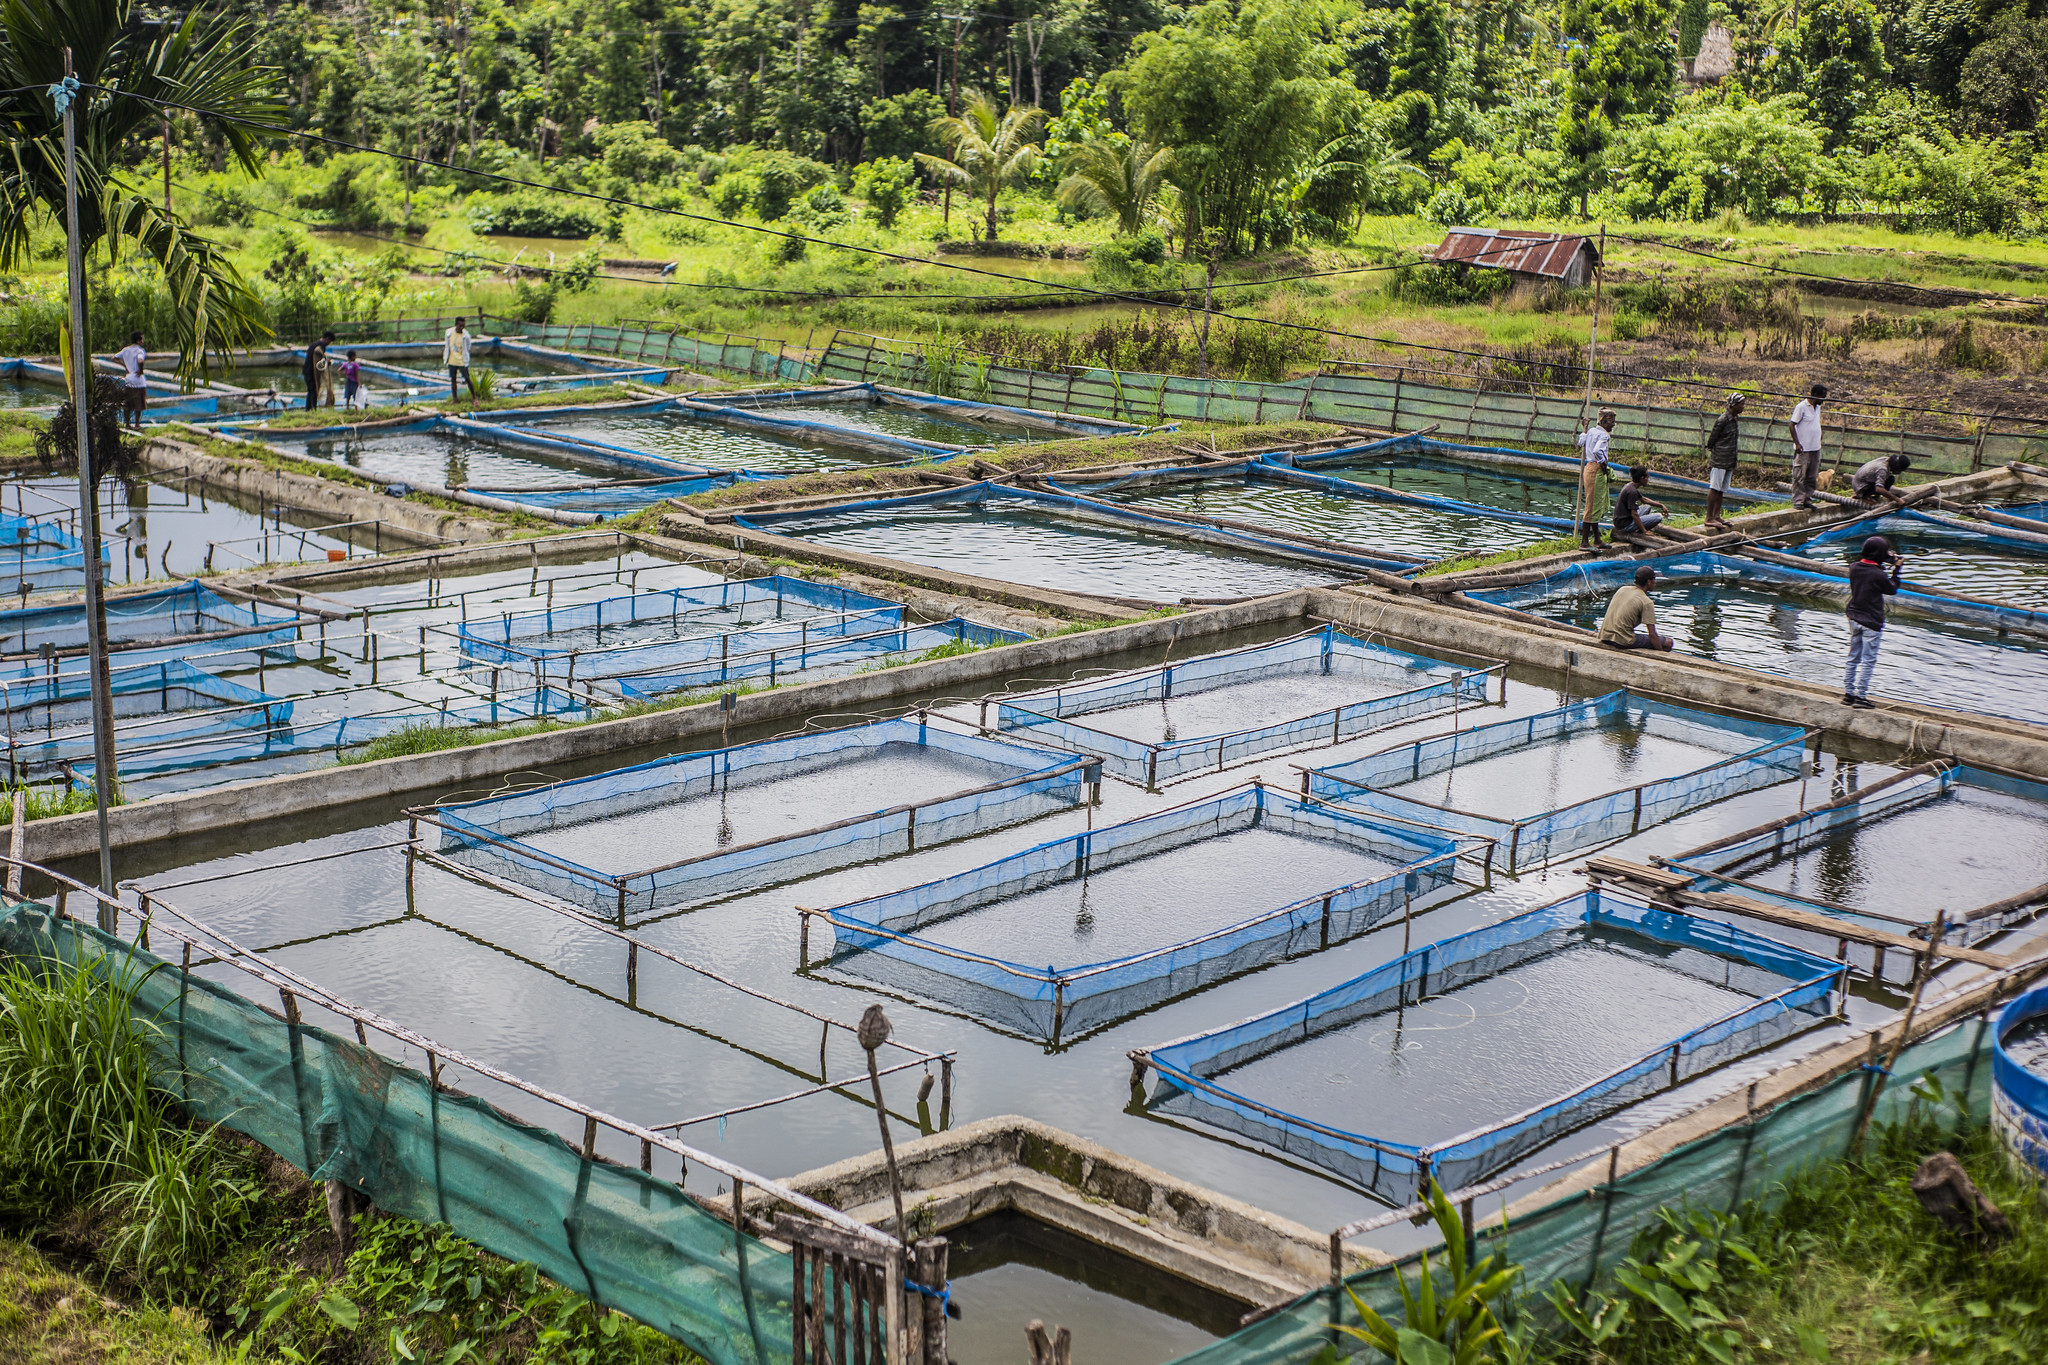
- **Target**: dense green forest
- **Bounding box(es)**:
[180,0,2048,247]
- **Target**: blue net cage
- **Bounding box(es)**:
[989,625,1500,787]
[1661,764,2048,971]
[1790,509,2048,560]
[0,579,308,663]
[1306,691,1809,873]
[431,716,1099,918]
[0,657,286,781]
[615,617,1025,699]
[0,512,109,592]
[817,782,1463,1043]
[1141,888,1842,1204]
[454,574,906,684]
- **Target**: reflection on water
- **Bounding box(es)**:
[1105,479,1555,560]
[1320,454,1711,521]
[1791,535,2048,610]
[1,377,62,409]
[301,430,674,490]
[1531,580,2048,724]
[779,503,1341,603]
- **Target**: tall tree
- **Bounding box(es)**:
[918,93,1046,239]
[1556,0,1677,216]
[1387,0,1456,155]
[0,0,284,381]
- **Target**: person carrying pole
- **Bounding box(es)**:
[444,316,478,401]
[1703,392,1744,529]
[1576,408,1617,549]
[1598,564,1674,651]
[1786,383,1827,510]
[1843,534,1902,708]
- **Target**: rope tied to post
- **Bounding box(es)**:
[902,1276,961,1319]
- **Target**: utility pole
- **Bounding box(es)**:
[162,112,172,215]
[56,49,119,906]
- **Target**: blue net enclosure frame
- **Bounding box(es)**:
[987,625,1503,788]
[0,512,108,592]
[1306,691,1811,873]
[1137,888,1843,1204]
[427,716,1100,919]
[1790,509,2048,559]
[1473,550,2048,640]
[453,574,906,684]
[0,579,310,662]
[0,657,286,781]
[1662,764,2048,960]
[615,617,1025,699]
[1993,984,2048,1181]
[813,782,1463,1044]
[732,482,1428,575]
[1278,433,1787,507]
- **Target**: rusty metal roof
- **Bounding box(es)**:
[1432,228,1599,278]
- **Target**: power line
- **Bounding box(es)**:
[92,82,2045,427]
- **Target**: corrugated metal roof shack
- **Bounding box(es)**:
[1432,228,1602,289]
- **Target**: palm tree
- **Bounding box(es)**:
[1056,140,1175,238]
[1,0,285,385]
[918,94,1045,243]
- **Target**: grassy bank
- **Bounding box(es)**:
[0,941,703,1364]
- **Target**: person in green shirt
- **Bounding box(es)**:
[1598,565,1674,651]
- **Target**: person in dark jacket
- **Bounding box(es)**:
[1844,534,1903,708]
[1703,392,1744,529]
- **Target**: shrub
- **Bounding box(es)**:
[465,192,606,238]
[853,157,918,228]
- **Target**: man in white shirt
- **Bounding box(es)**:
[444,316,477,401]
[116,330,149,429]
[1575,408,1617,549]
[1786,383,1826,510]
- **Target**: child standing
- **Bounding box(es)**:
[341,350,364,409]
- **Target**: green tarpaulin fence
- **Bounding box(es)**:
[0,901,796,1365]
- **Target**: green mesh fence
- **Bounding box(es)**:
[0,903,793,1365]
[1166,1015,1999,1364]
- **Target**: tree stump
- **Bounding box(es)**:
[1910,1151,2012,1245]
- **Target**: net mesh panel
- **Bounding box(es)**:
[1994,986,2048,1179]
[736,483,1421,575]
[993,626,1492,786]
[455,575,905,681]
[1670,765,2048,956]
[75,686,593,782]
[0,906,787,1365]
[2,659,287,777]
[1158,1014,1993,1365]
[0,512,105,588]
[1283,435,1781,508]
[471,475,755,514]
[1474,550,2048,639]
[0,579,303,660]
[615,618,1025,699]
[823,786,1461,1041]
[436,718,1092,916]
[1147,890,1840,1206]
[1792,510,2048,558]
[1307,692,1807,871]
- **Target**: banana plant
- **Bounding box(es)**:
[1329,1181,1518,1364]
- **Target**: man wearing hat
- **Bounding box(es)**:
[1844,534,1903,707]
[1703,392,1744,529]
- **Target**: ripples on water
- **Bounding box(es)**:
[1320,455,1711,521]
[1106,480,1555,560]
[1793,534,2048,610]
[781,504,1342,602]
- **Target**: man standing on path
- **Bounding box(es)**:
[444,316,477,401]
[301,332,327,411]
[1598,565,1674,651]
[1576,408,1617,549]
[1843,534,1902,707]
[115,330,149,430]
[1703,392,1744,529]
[1787,383,1826,510]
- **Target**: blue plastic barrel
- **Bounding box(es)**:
[1992,984,2048,1181]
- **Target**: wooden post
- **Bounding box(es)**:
[860,1006,907,1236]
[1851,911,1948,1148]
[6,788,23,897]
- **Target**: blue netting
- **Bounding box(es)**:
[73,686,593,782]
[1307,691,1808,872]
[1474,550,2048,640]
[1790,509,2048,557]
[992,625,1497,786]
[614,617,1025,699]
[1999,499,2048,524]
[1993,985,2048,1180]
[454,575,905,682]
[1144,888,1841,1203]
[1284,433,1783,506]
[467,473,762,514]
[737,482,1421,574]
[1663,764,2048,958]
[0,657,285,779]
[0,513,108,591]
[818,783,1461,1042]
[0,580,306,663]
[433,717,1098,917]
